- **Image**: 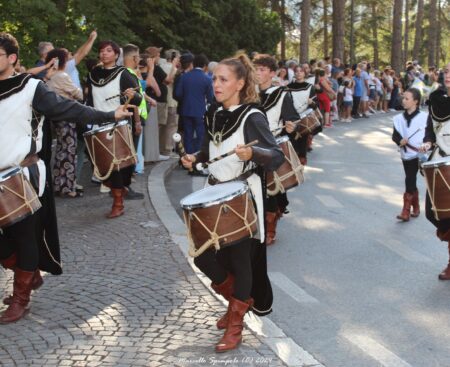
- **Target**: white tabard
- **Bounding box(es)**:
[393,111,428,160]
[0,77,46,195]
[207,106,265,243]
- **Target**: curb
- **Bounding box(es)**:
[148,159,325,367]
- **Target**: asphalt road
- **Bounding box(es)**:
[166,112,450,367]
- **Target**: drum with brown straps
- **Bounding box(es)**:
[180,182,258,258]
[295,108,322,138]
[422,156,450,220]
[0,167,41,229]
[266,135,304,196]
[83,121,137,180]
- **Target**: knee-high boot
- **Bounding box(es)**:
[1,254,44,305]
[0,268,34,324]
[396,192,413,221]
[211,273,234,329]
[215,297,253,353]
[107,188,124,218]
[411,190,420,217]
[266,211,278,246]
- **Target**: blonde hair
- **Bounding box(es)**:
[219,51,259,104]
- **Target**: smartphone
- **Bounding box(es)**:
[53,58,59,69]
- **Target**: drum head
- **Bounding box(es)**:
[422,156,450,168]
[83,120,128,136]
[0,167,21,182]
[300,108,313,119]
[276,135,290,144]
[180,181,248,209]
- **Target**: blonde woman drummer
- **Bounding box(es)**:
[181,53,283,353]
[420,62,450,280]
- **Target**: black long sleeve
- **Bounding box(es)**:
[280,93,300,122]
[392,126,402,145]
[32,82,115,124]
[423,114,436,144]
[120,70,143,106]
[244,112,284,171]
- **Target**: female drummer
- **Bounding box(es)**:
[392,88,427,222]
[287,65,317,166]
[420,62,450,279]
[181,53,284,352]
[86,40,143,218]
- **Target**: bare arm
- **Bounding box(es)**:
[73,30,97,65]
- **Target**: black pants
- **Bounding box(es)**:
[266,192,289,213]
[0,213,39,271]
[402,158,419,193]
[425,192,450,233]
[293,135,308,158]
[194,239,253,301]
[351,96,361,116]
[108,166,134,189]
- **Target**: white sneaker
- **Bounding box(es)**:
[100,183,110,193]
[158,154,170,161]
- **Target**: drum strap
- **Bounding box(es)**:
[208,169,255,186]
[20,154,39,168]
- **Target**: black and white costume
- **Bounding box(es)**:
[0,73,116,275]
[194,102,284,314]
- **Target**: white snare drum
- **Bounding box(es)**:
[0,167,41,229]
[180,182,258,257]
[266,135,304,196]
[83,120,137,180]
[422,156,450,220]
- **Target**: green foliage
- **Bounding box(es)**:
[1,0,282,67]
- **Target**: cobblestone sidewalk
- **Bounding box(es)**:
[0,164,285,367]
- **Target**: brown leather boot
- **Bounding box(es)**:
[439,243,450,280]
[215,297,253,353]
[211,273,235,330]
[396,192,413,221]
[265,211,278,245]
[4,270,43,305]
[0,253,17,270]
[411,190,420,217]
[107,188,124,218]
[0,268,34,324]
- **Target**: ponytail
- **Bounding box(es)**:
[219,51,259,105]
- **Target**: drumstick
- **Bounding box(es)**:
[407,128,422,139]
[122,94,133,111]
[173,133,193,172]
[195,140,259,171]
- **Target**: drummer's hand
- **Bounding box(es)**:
[124,88,136,100]
[134,122,142,136]
[235,144,253,161]
[114,106,133,120]
[399,138,408,147]
[285,121,296,134]
[419,142,432,152]
[181,154,196,169]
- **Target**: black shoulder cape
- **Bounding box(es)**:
[88,65,125,87]
[429,88,450,123]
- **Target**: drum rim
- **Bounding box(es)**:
[0,167,22,182]
[422,158,450,168]
[299,108,314,119]
[83,120,128,136]
[276,135,290,143]
[180,182,249,209]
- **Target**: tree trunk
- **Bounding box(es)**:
[403,0,409,65]
[391,0,403,73]
[332,0,345,62]
[349,0,355,65]
[371,1,379,69]
[427,0,437,67]
[323,0,329,57]
[300,0,311,64]
[280,0,286,60]
[412,0,424,63]
[435,0,441,65]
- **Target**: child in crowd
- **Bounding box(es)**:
[342,80,353,122]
